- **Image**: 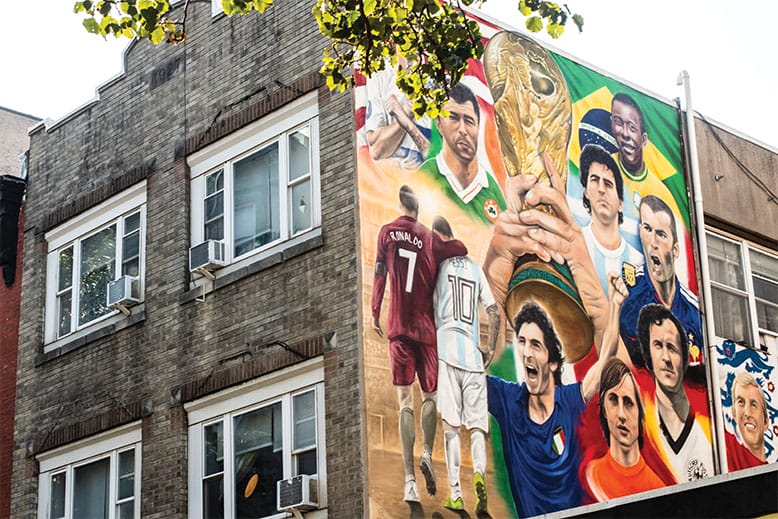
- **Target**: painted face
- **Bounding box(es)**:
[516,322,557,396]
[605,374,640,450]
[438,98,479,164]
[611,99,646,173]
[585,162,622,224]
[649,319,684,393]
[639,204,678,286]
[734,383,768,457]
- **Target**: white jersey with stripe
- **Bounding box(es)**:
[433,255,495,372]
[582,223,644,293]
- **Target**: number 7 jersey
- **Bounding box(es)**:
[371,215,466,345]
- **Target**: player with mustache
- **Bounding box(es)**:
[418,83,506,225]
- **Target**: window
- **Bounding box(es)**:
[44,183,146,347]
[189,93,320,271]
[187,360,326,518]
[707,230,778,349]
[37,425,141,519]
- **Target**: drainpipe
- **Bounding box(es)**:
[0,175,26,287]
[677,70,727,474]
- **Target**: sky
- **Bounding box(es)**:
[1,1,776,149]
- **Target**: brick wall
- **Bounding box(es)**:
[13,3,363,517]
[0,205,23,519]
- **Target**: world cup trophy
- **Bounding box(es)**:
[484,31,593,363]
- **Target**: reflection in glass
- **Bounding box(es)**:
[73,457,110,519]
[233,403,282,518]
[79,225,116,326]
[234,144,280,257]
[50,472,66,519]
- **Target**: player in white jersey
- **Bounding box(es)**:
[431,216,502,515]
[578,143,643,293]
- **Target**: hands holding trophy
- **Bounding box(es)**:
[483,31,607,364]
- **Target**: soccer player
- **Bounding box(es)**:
[578,143,643,292]
[418,83,506,225]
[636,304,713,482]
[725,371,769,470]
[584,358,664,501]
[487,269,626,517]
[609,92,686,229]
[431,216,502,515]
[371,185,467,503]
[365,65,430,168]
[619,195,704,379]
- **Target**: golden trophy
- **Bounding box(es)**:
[484,31,593,363]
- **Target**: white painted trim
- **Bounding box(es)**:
[188,93,318,177]
[45,181,146,250]
[185,357,323,424]
[38,422,141,473]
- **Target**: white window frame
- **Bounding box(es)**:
[44,182,147,350]
[186,358,327,519]
[707,229,778,350]
[37,423,142,519]
[188,93,321,282]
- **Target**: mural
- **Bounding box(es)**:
[357,24,713,518]
[716,339,778,471]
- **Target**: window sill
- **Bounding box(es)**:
[180,228,324,304]
[37,308,146,366]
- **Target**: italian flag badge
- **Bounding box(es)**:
[552,426,566,456]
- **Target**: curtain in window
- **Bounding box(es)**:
[73,458,110,519]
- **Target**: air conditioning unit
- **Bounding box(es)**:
[107,275,140,313]
[277,475,318,512]
[189,240,225,274]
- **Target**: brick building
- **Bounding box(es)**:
[13,2,361,517]
[0,105,38,519]
[10,3,778,519]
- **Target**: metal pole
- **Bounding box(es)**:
[677,69,727,474]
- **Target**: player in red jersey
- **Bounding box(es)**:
[371,184,468,503]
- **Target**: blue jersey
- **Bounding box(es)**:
[619,266,703,369]
[487,376,585,517]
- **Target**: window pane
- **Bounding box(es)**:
[756,300,778,333]
[233,143,280,257]
[205,216,224,242]
[57,291,72,337]
[203,475,224,519]
[58,246,73,291]
[205,192,224,223]
[206,169,224,195]
[707,234,745,290]
[123,258,140,278]
[291,180,312,235]
[79,225,116,326]
[73,457,110,519]
[293,391,316,450]
[123,231,140,264]
[50,472,66,519]
[124,212,141,233]
[289,127,311,181]
[233,402,283,519]
[296,449,317,476]
[118,449,135,500]
[751,249,778,281]
[204,422,224,477]
[711,286,752,345]
[119,502,134,519]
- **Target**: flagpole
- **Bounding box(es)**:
[677,69,727,474]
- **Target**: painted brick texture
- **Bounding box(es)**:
[13,3,363,517]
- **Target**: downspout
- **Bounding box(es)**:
[0,174,27,287]
[677,70,727,474]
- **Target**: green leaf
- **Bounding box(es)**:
[526,15,543,32]
[82,17,102,34]
[150,25,166,44]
